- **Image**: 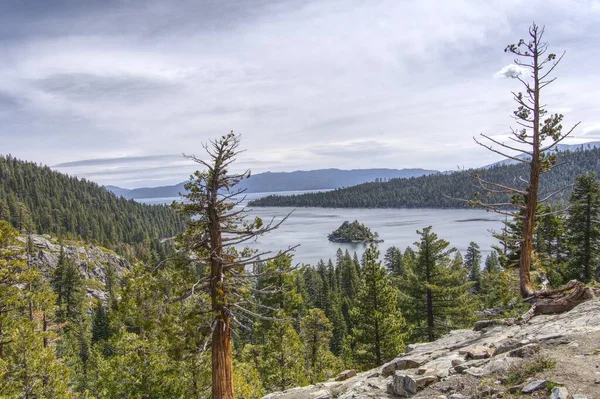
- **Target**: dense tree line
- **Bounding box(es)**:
[249,148,600,208]
[0,155,185,255]
[1,165,598,397]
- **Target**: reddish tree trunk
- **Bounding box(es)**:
[211,312,234,399]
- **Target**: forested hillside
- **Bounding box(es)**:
[0,155,185,252]
[249,148,600,208]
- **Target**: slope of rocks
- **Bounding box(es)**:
[18,234,130,301]
[264,297,600,399]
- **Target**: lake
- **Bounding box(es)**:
[140,191,506,266]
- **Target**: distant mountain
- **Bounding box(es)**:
[248,147,600,209]
[105,168,438,199]
[485,141,600,168]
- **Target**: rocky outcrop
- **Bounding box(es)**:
[18,234,130,301]
[262,297,600,399]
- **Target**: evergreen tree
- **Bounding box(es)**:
[399,227,478,342]
[349,244,406,369]
[0,220,73,397]
[384,246,405,277]
[260,319,306,392]
[566,172,600,282]
[464,242,482,291]
[300,308,340,383]
[484,251,501,273]
[173,133,296,399]
[52,254,85,322]
[91,301,110,344]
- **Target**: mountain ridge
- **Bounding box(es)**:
[105,168,438,199]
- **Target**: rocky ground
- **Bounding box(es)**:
[18,234,130,301]
[263,297,600,399]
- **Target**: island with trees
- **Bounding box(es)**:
[328,220,383,243]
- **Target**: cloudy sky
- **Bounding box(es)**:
[1,0,599,188]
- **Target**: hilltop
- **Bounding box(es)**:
[0,155,185,254]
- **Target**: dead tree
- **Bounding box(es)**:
[472,23,580,300]
[173,132,296,399]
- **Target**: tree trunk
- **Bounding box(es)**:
[211,312,234,399]
[584,193,592,282]
[426,288,434,342]
[519,34,541,298]
[208,160,234,399]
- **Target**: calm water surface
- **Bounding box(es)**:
[140,191,505,265]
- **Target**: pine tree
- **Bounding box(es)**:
[91,301,110,344]
[399,227,478,342]
[384,246,405,277]
[173,133,296,399]
[260,319,306,392]
[300,308,340,383]
[464,242,482,291]
[0,220,73,398]
[485,251,501,273]
[349,244,406,369]
[566,172,600,282]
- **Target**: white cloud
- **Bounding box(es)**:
[494,64,529,79]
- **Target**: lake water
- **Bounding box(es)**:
[140,191,506,266]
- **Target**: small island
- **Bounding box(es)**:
[328,220,383,243]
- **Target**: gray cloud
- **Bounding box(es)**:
[309,140,397,158]
[54,154,182,168]
[34,73,181,103]
[1,0,599,187]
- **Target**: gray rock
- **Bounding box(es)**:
[474,320,501,331]
[387,372,417,397]
[572,396,588,399]
[451,359,464,367]
[521,380,547,394]
[448,394,465,399]
[436,369,450,379]
[463,346,491,360]
[508,343,540,358]
[415,375,438,388]
[335,370,356,381]
[381,356,428,377]
[453,364,469,374]
[550,386,569,399]
[312,390,331,399]
[492,338,526,356]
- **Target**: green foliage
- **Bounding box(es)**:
[250,148,600,209]
[348,244,406,369]
[91,301,110,344]
[0,322,72,398]
[399,227,478,342]
[504,355,555,386]
[384,246,405,277]
[300,309,341,383]
[464,242,482,291]
[260,320,307,392]
[566,172,600,282]
[0,155,185,255]
[0,221,73,398]
[328,220,381,243]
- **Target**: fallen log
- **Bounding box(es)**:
[518,280,596,322]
